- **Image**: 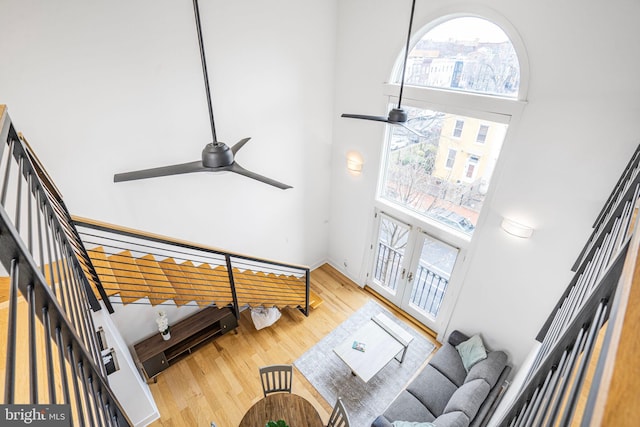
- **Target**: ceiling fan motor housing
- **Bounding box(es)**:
[202,142,234,167]
[388,108,408,123]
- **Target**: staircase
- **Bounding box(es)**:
[73,216,318,315]
[0,104,321,426]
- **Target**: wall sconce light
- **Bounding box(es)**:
[501,217,534,238]
[346,151,363,175]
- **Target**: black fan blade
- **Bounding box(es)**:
[398,123,428,138]
[231,137,251,155]
[114,160,206,183]
[229,162,292,190]
[341,113,390,123]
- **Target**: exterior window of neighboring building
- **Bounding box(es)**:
[476,125,489,143]
[445,149,456,169]
[453,120,464,138]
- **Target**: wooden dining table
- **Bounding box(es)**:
[238,393,323,427]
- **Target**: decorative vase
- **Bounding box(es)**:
[156,311,170,340]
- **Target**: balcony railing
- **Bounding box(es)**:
[409,263,448,317]
[374,242,404,291]
[373,242,449,317]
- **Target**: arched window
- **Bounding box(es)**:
[379,15,525,238]
[370,13,526,331]
[404,17,520,98]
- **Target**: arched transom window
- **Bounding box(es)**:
[404,17,520,97]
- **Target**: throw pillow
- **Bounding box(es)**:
[455,334,487,372]
[392,422,436,427]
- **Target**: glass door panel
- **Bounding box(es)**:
[370,214,411,300]
[406,234,459,321]
[369,212,460,333]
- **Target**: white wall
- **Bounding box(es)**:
[92,303,160,426]
[0,0,336,268]
[329,0,640,368]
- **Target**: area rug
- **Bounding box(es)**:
[294,300,436,426]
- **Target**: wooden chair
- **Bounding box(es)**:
[327,397,350,427]
[259,364,293,397]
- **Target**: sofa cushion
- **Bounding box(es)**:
[464,351,508,388]
[407,365,458,417]
[428,343,467,387]
[433,411,469,427]
[383,390,437,423]
[455,335,487,372]
[447,330,470,347]
[372,415,395,427]
[443,379,490,421]
[391,422,436,427]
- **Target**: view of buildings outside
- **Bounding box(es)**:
[372,18,520,321]
[380,17,517,236]
[406,17,520,97]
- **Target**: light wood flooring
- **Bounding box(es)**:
[147,263,438,427]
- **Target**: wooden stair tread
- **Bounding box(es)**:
[177,261,229,307]
[0,276,9,305]
[135,254,176,306]
[309,289,323,309]
[108,250,150,305]
[158,258,193,306]
[86,246,120,296]
[81,246,312,310]
[232,268,306,307]
[195,263,233,307]
[179,260,210,288]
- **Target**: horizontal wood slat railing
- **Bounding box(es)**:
[72,216,316,316]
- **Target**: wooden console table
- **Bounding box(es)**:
[133,306,237,381]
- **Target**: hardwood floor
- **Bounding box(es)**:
[147,263,437,427]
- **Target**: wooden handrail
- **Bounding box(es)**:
[587,203,640,426]
[72,215,310,271]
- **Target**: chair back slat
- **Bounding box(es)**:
[259,364,293,397]
[327,397,350,427]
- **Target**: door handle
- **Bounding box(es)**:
[407,272,414,282]
[401,268,406,279]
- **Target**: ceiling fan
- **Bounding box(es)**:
[114,0,292,190]
[341,0,424,137]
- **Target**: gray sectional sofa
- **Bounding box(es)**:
[372,330,510,427]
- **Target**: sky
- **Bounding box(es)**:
[423,17,509,43]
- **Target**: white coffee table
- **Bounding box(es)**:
[333,313,414,383]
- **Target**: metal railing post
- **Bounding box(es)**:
[225,254,240,319]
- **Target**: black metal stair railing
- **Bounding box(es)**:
[72,218,311,317]
[0,109,131,425]
[496,144,640,427]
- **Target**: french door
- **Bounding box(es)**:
[369,212,460,332]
